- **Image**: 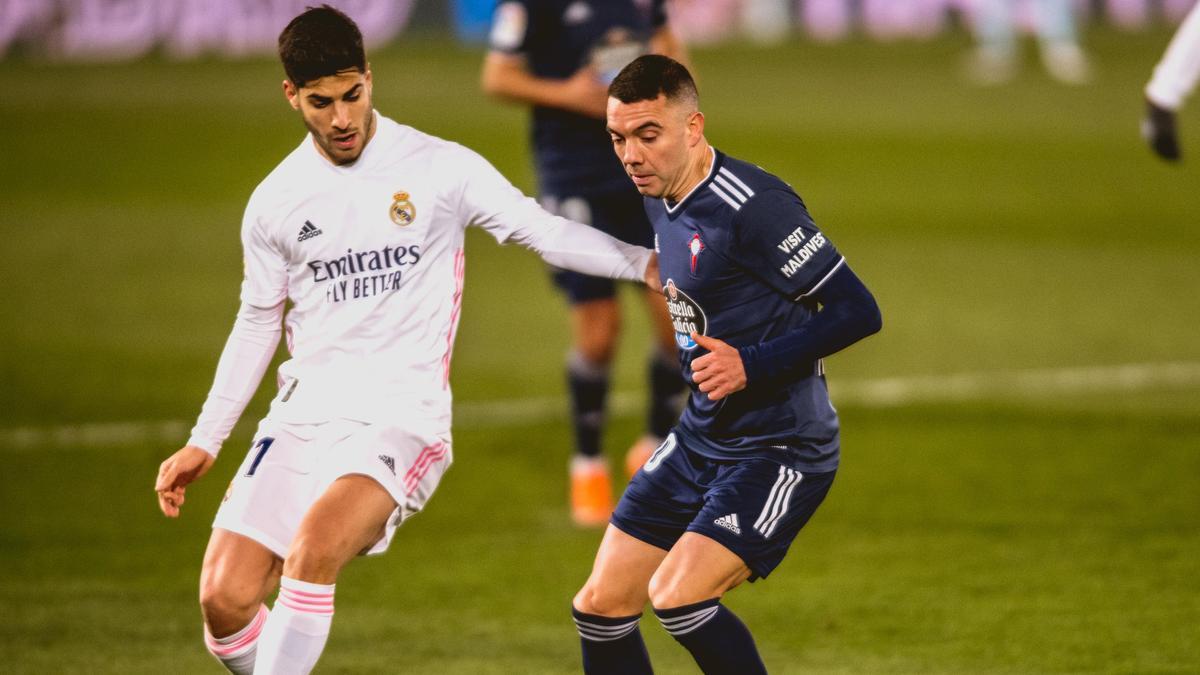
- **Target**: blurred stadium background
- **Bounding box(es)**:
[1,0,1198,672]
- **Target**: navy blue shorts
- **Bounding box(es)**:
[611,432,836,581]
[540,189,654,305]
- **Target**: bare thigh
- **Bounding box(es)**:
[649,531,752,609]
[282,474,399,584]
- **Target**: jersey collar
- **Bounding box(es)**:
[663,146,720,219]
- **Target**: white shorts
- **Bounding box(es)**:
[213,417,452,558]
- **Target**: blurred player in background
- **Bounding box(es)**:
[570,55,881,674]
[481,1,690,527]
[153,6,656,674]
[1143,1,1200,162]
[966,0,1092,85]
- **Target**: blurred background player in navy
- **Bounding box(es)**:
[1143,0,1200,162]
[482,0,690,526]
[570,55,881,674]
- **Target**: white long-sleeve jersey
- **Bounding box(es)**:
[1147,2,1200,110]
[187,113,651,456]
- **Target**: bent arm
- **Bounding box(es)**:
[186,301,283,457]
[737,264,882,386]
[481,51,609,119]
[482,51,587,110]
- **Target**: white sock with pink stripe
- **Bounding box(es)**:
[204,603,268,674]
[254,576,336,675]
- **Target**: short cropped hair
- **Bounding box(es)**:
[608,54,698,108]
[278,5,366,88]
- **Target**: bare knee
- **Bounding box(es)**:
[573,582,645,618]
[199,576,263,637]
[648,570,714,610]
[282,534,355,585]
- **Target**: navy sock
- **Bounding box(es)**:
[647,353,683,439]
[567,351,610,458]
[654,598,766,675]
[571,608,653,675]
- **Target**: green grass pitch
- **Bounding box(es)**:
[1,26,1198,673]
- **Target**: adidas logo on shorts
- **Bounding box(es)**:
[298,220,324,241]
[713,513,741,536]
[378,455,396,475]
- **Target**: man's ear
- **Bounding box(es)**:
[687,110,705,147]
[283,79,300,110]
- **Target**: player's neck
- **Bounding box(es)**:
[666,144,713,205]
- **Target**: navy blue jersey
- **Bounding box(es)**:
[489,0,666,196]
[649,150,846,472]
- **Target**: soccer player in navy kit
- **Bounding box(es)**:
[482,1,689,526]
[570,55,882,674]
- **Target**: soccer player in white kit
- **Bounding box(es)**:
[1143,2,1200,162]
[152,6,656,674]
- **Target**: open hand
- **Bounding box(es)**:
[690,332,747,401]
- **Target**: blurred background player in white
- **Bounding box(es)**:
[481,0,689,527]
[1143,0,1200,162]
[966,0,1092,85]
[153,6,656,674]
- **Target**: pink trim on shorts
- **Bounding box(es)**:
[404,442,449,496]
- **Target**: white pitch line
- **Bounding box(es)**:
[1,362,1198,450]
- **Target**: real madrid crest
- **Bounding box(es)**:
[390,191,416,226]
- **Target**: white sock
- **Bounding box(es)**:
[204,604,268,675]
[254,576,336,675]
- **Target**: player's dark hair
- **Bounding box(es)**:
[278,5,366,88]
[608,54,698,108]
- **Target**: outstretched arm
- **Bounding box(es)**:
[453,144,654,284]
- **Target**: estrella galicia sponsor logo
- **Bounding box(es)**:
[664,279,707,351]
[298,220,323,242]
[308,244,422,303]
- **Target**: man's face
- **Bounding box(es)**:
[284,68,374,165]
[606,94,700,200]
